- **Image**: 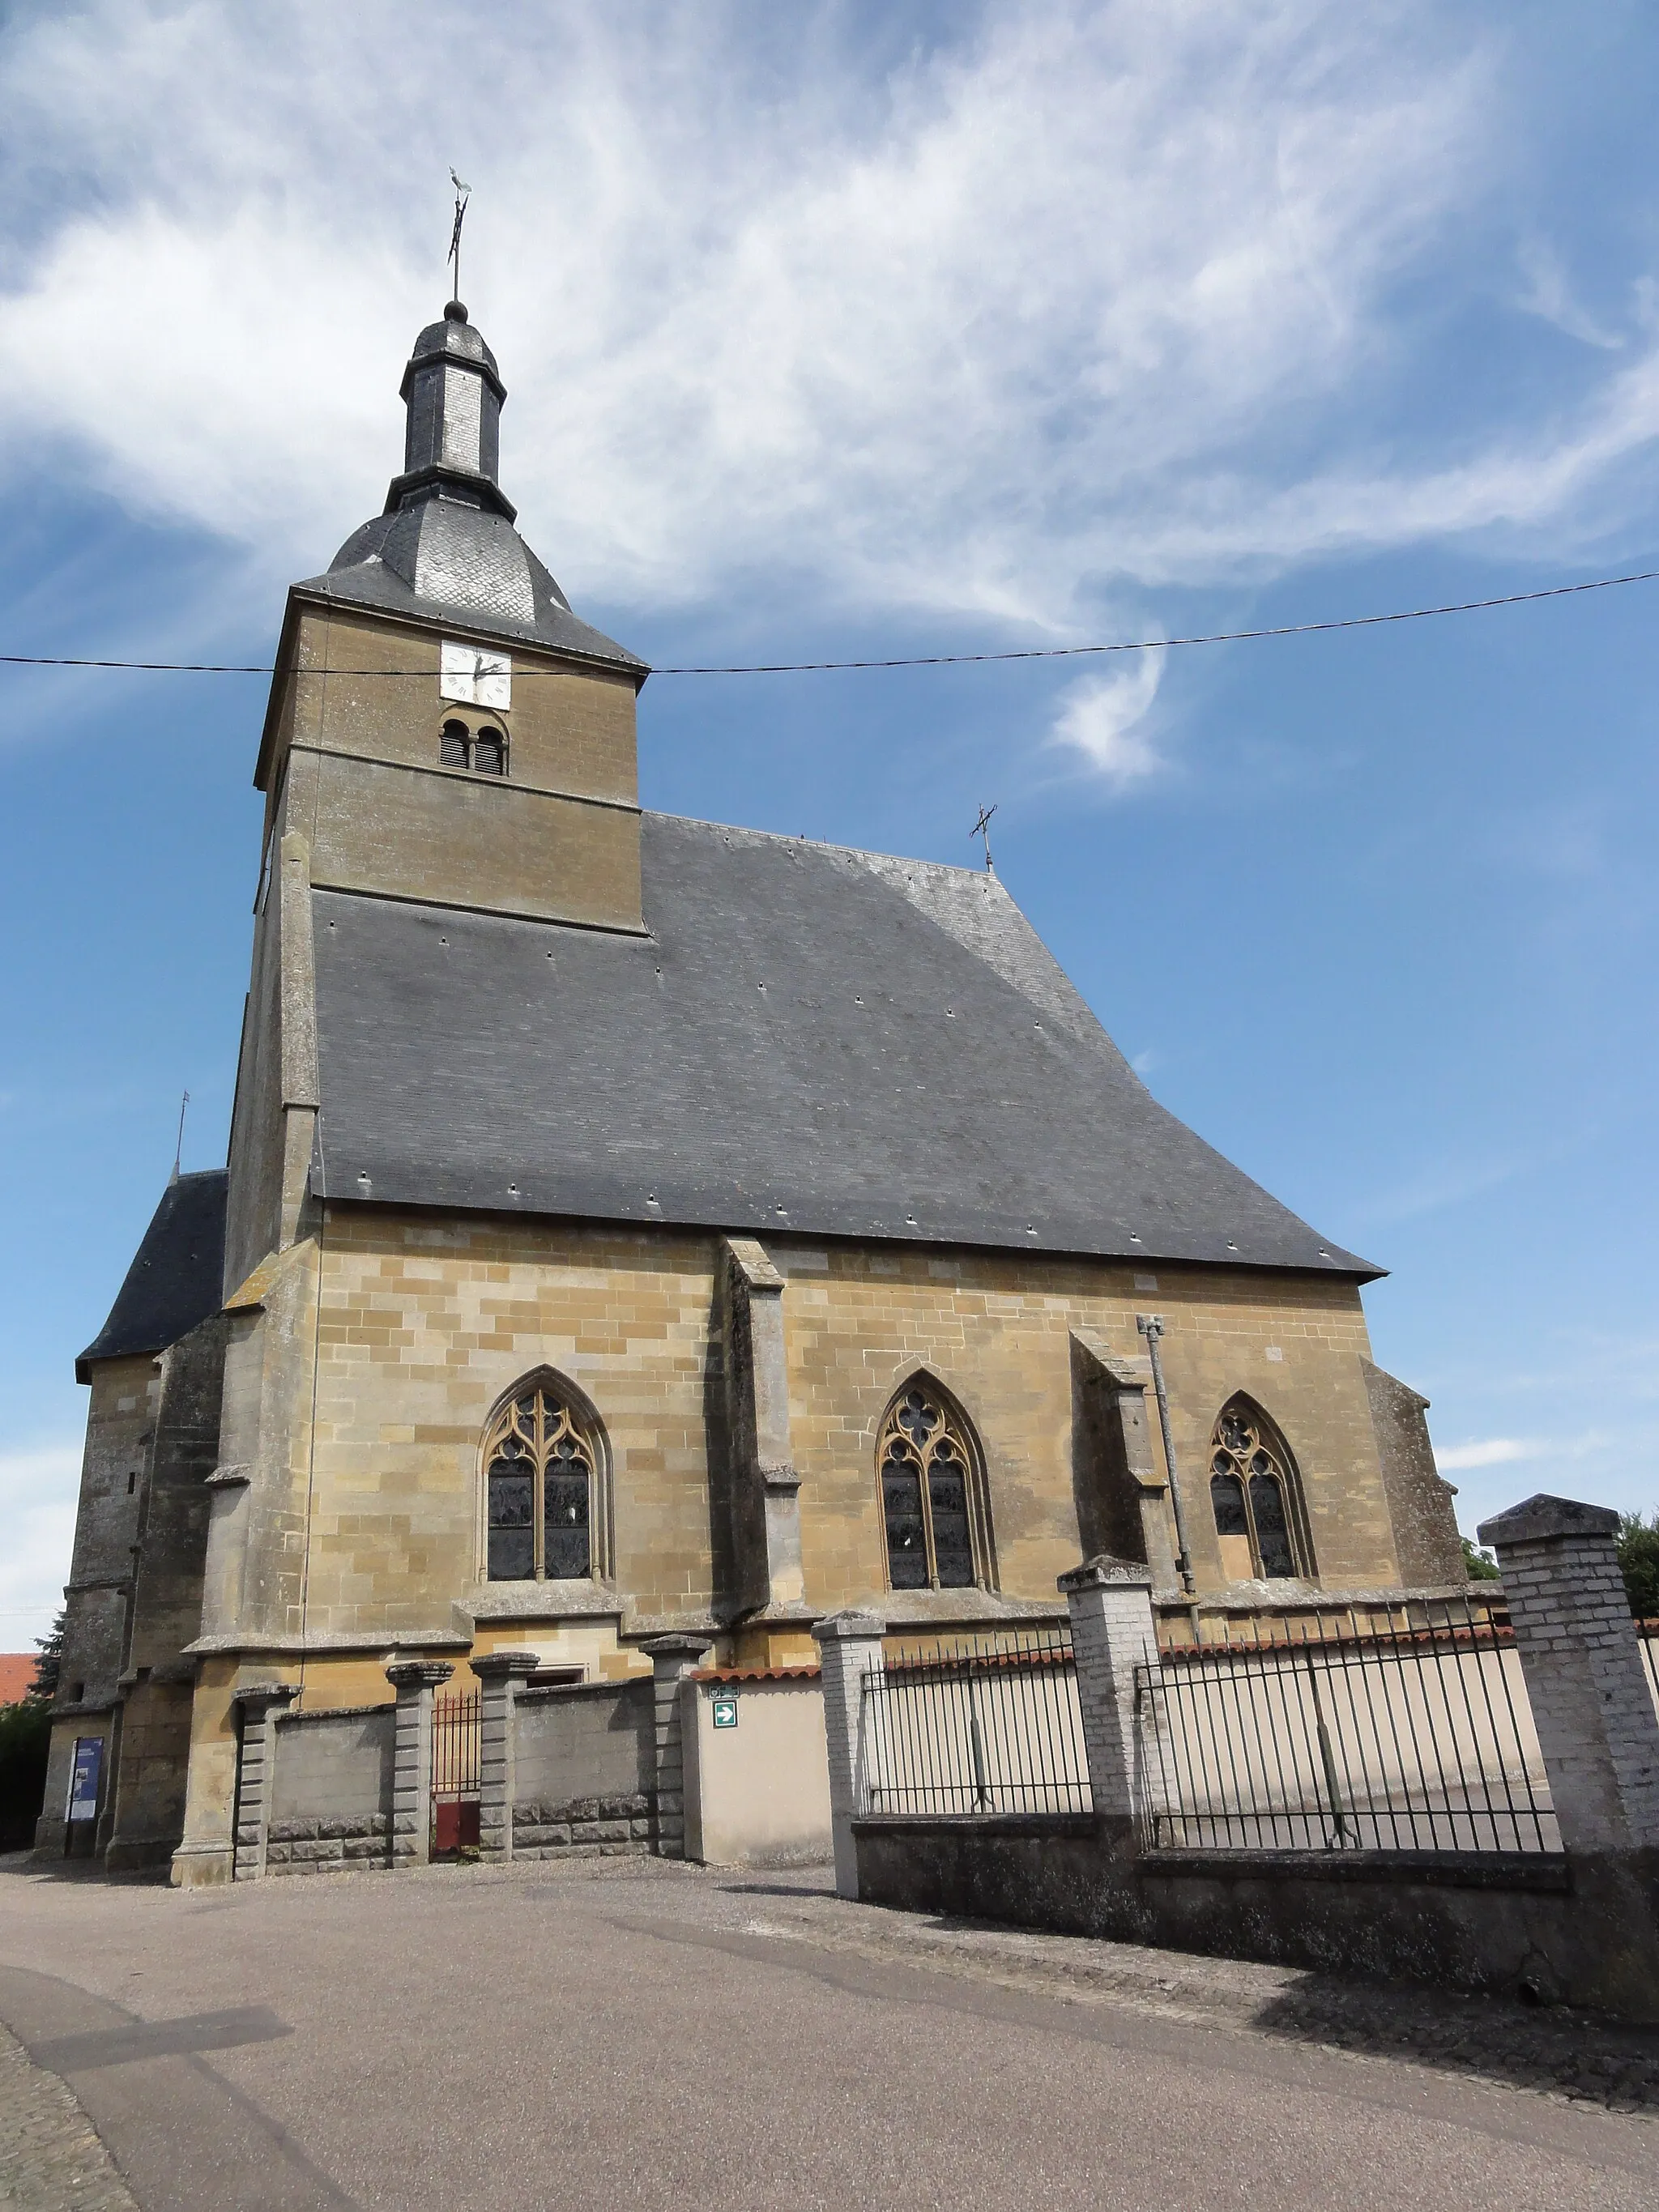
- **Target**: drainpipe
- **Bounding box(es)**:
[1137,1315,1196,1599]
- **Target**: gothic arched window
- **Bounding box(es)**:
[482,1378,606,1582]
[878,1379,992,1592]
[1209,1397,1312,1582]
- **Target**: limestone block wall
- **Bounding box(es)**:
[267,1704,395,1873]
[777,1242,1403,1610]
[302,1210,719,1639]
[511,1678,655,1856]
[216,1206,1415,1718]
[58,1355,156,1709]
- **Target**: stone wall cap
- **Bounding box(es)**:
[232,1681,301,1709]
[386,1660,456,1689]
[639,1633,715,1660]
[1058,1555,1156,1593]
[1478,1494,1621,1547]
[812,1609,885,1642]
[469,1650,541,1680]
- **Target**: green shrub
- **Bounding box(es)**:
[0,1700,50,1852]
[1618,1511,1659,1620]
[1461,1534,1501,1582]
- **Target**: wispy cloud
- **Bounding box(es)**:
[1048,655,1166,786]
[1516,238,1621,351]
[0,0,1638,645]
[1436,1436,1542,1471]
[0,1442,81,1649]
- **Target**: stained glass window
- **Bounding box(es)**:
[1208,1400,1307,1580]
[483,1383,598,1581]
[878,1383,985,1591]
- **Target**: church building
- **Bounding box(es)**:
[37,295,1464,1879]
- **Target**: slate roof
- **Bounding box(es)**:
[77,1170,228,1381]
[297,502,645,676]
[309,815,1375,1278]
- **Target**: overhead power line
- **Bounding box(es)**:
[1,566,1656,680]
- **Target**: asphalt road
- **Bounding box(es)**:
[1,1856,1654,2212]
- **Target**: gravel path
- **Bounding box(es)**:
[0,2022,139,2211]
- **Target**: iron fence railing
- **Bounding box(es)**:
[431,1690,481,1853]
[857,1626,1091,1817]
[1134,1598,1559,1855]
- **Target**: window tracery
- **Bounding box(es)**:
[1208,1399,1310,1581]
[878,1380,987,1591]
[483,1381,601,1581]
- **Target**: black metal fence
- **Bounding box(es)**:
[856,1626,1091,1817]
[1135,1598,1559,1854]
[431,1690,481,1854]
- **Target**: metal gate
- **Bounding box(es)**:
[431,1690,481,1854]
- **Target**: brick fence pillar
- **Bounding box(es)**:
[1058,1557,1158,1828]
[1478,1494,1659,1855]
[640,1634,714,1857]
[385,1660,454,1869]
[231,1683,298,1881]
[812,1609,885,1900]
[471,1652,538,1863]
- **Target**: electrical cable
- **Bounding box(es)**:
[0,565,1654,679]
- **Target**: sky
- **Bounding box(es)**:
[2,0,1657,1647]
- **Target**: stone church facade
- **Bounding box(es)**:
[38,299,1464,1881]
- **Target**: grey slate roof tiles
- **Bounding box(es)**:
[77,1170,228,1379]
[309,813,1374,1277]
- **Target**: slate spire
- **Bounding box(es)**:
[384,299,515,522]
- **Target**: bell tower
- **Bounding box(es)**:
[251,298,649,935]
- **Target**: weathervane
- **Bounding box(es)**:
[970,802,997,872]
[447,168,471,306]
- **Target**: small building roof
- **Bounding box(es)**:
[76,1170,228,1382]
[309,813,1375,1277]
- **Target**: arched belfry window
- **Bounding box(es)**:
[878,1378,993,1592]
[482,1376,608,1582]
[438,717,508,776]
[1209,1397,1313,1582]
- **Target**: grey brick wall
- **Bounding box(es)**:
[514,1681,654,1811]
[271,1707,395,1831]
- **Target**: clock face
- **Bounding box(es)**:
[440,640,511,710]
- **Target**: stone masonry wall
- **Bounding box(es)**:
[266,1706,395,1874]
[275,1208,1405,1688]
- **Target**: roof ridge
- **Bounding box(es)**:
[644,807,992,882]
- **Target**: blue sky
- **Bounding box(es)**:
[2,0,1657,1644]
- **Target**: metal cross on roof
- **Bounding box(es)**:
[970,802,997,871]
[448,169,471,303]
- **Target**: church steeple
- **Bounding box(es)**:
[295,303,643,672]
[385,300,515,522]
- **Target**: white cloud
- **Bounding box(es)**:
[1436,1436,1542,1471]
[0,1443,81,1652]
[0,0,1640,646]
[1048,655,1166,786]
[1516,237,1621,351]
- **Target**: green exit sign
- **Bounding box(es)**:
[711,1694,739,1730]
